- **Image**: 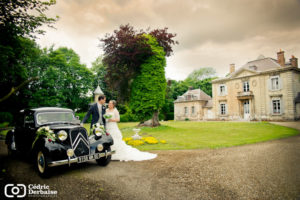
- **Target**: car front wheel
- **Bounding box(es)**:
[96,146,112,166]
[36,150,50,177]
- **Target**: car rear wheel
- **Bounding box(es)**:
[96,146,112,166]
[36,150,50,177]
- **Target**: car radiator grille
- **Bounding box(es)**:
[69,128,90,157]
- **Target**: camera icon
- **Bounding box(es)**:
[4,184,26,198]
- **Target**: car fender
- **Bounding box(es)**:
[89,134,114,154]
[32,138,70,162]
[5,129,14,145]
[5,129,16,150]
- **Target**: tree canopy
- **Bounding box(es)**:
[24,47,94,111]
[0,0,58,107]
[0,0,58,39]
[130,35,167,125]
[186,67,216,82]
[101,24,178,103]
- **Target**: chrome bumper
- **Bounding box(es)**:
[48,150,116,167]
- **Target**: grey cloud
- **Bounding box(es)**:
[38,0,300,80]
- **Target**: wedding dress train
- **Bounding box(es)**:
[105,108,157,161]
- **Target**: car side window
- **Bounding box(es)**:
[16,113,24,127]
[24,114,34,128]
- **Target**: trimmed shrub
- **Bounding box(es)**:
[116,104,128,115]
[75,112,91,123]
[0,112,13,124]
[166,112,174,121]
[120,108,139,122]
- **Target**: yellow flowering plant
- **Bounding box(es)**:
[127,140,145,146]
[123,134,167,146]
[143,137,159,144]
[160,140,167,144]
[123,137,133,142]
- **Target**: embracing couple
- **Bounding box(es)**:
[81,94,156,161]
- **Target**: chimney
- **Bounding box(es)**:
[290,55,298,68]
[188,86,193,90]
[230,63,235,73]
[277,49,285,67]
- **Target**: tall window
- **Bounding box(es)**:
[271,77,279,90]
[184,107,188,115]
[243,81,250,92]
[220,103,226,115]
[191,106,195,114]
[219,85,226,96]
[272,100,281,114]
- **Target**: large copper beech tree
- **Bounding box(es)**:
[101,24,178,126]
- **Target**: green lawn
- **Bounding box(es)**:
[84,121,300,151]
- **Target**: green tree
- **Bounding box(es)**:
[101,24,177,103]
[186,67,216,82]
[25,47,94,111]
[0,0,57,108]
[130,35,167,126]
[91,56,117,101]
[0,37,42,114]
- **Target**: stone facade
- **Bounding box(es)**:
[174,88,214,121]
[211,50,300,121]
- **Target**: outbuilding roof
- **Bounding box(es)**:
[175,88,212,103]
[94,85,104,95]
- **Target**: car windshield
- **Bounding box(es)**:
[36,112,75,125]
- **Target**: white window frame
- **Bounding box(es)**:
[191,106,195,115]
[243,81,250,92]
[184,107,188,115]
[220,103,227,115]
[272,98,281,114]
[219,84,227,96]
[270,76,280,91]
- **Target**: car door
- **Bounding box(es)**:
[15,111,35,153]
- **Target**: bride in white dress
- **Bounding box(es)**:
[105,100,157,161]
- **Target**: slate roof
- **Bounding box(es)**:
[94,85,103,95]
[204,100,213,108]
[213,56,290,83]
[175,88,212,102]
[241,57,281,72]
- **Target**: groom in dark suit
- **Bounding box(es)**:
[82,94,106,128]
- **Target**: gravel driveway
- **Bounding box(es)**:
[1,122,299,200]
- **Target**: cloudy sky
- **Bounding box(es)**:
[37,0,300,80]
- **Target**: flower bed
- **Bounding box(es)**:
[123,135,167,146]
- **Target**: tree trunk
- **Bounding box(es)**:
[152,111,160,127]
[139,110,161,127]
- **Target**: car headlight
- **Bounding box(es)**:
[58,130,68,141]
[95,129,102,137]
[67,149,74,157]
[97,144,104,152]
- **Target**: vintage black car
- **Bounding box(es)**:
[5,107,115,177]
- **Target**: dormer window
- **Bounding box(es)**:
[249,65,257,70]
[185,95,192,101]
